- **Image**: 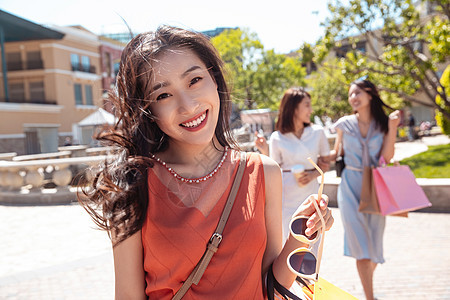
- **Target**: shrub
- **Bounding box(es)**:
[435,65,450,136]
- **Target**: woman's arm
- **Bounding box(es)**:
[254,132,269,156]
[260,154,283,276]
[112,230,147,300]
[380,110,401,163]
[260,155,334,289]
[329,128,344,162]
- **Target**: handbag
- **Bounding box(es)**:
[335,143,345,177]
[302,277,358,300]
[172,151,247,300]
[267,265,357,300]
[358,166,380,215]
[373,160,432,216]
[335,156,345,177]
[357,125,408,217]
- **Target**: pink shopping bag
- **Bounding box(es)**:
[372,165,432,215]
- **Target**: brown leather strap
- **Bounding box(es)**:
[172,151,247,300]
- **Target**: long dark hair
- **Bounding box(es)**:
[351,79,393,133]
[276,87,311,134]
[78,25,236,245]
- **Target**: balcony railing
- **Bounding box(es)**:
[0,98,57,105]
[26,60,44,70]
[6,60,44,71]
[6,62,23,71]
[71,64,97,74]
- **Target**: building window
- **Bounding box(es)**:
[81,56,90,72]
[113,61,120,76]
[74,84,83,105]
[85,85,93,105]
[71,54,80,71]
[105,52,112,77]
[335,41,366,58]
[29,81,45,103]
[6,52,22,71]
[9,82,25,102]
[26,51,43,69]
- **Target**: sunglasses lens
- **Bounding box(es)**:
[289,252,316,275]
[291,218,317,240]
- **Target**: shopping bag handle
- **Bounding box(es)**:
[378,156,387,167]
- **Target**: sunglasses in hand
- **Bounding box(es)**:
[287,157,326,282]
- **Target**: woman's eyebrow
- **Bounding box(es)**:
[151,66,203,93]
[181,65,202,78]
[151,81,168,93]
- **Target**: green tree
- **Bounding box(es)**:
[307,59,352,121]
[251,50,306,110]
[211,28,263,109]
[211,28,306,110]
[317,0,450,119]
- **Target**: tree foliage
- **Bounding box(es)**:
[211,28,306,111]
[436,65,450,135]
[316,0,450,119]
[307,59,352,121]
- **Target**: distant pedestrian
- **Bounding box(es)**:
[78,26,333,299]
[330,79,400,300]
[63,137,72,146]
[408,112,416,141]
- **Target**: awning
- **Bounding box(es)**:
[78,108,117,127]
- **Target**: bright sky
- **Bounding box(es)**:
[1,0,330,53]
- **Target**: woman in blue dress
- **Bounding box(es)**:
[331,79,400,300]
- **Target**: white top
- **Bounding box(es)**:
[268,124,330,238]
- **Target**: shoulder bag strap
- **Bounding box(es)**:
[172,151,247,300]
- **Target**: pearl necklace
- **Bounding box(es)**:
[151,147,229,183]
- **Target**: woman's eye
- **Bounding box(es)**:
[156,93,170,101]
[189,77,202,86]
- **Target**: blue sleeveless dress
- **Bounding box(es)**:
[333,115,386,263]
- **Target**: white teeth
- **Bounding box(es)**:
[182,112,206,128]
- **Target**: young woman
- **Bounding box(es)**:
[79,26,333,299]
[330,79,400,300]
[254,88,330,240]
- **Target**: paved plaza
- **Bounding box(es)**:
[1,135,449,299]
[1,204,450,299]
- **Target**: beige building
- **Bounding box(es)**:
[0,10,102,154]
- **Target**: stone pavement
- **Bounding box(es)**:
[1,203,450,299]
[1,134,449,299]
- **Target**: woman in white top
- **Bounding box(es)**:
[255,87,330,239]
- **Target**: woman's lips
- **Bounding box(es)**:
[180,110,208,131]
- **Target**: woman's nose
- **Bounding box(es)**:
[177,91,200,114]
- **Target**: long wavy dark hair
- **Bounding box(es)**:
[78,25,236,245]
[276,87,311,134]
[351,79,393,133]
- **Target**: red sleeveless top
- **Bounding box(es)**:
[142,151,267,299]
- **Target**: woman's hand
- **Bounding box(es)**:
[293,194,334,237]
[317,156,331,172]
[254,131,269,155]
[388,110,401,131]
[296,170,316,186]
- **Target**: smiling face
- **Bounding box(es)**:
[294,96,312,125]
[148,48,220,150]
[348,84,372,112]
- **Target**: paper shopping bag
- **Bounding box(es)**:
[302,277,358,300]
[373,165,432,215]
[359,166,380,215]
[359,166,408,217]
